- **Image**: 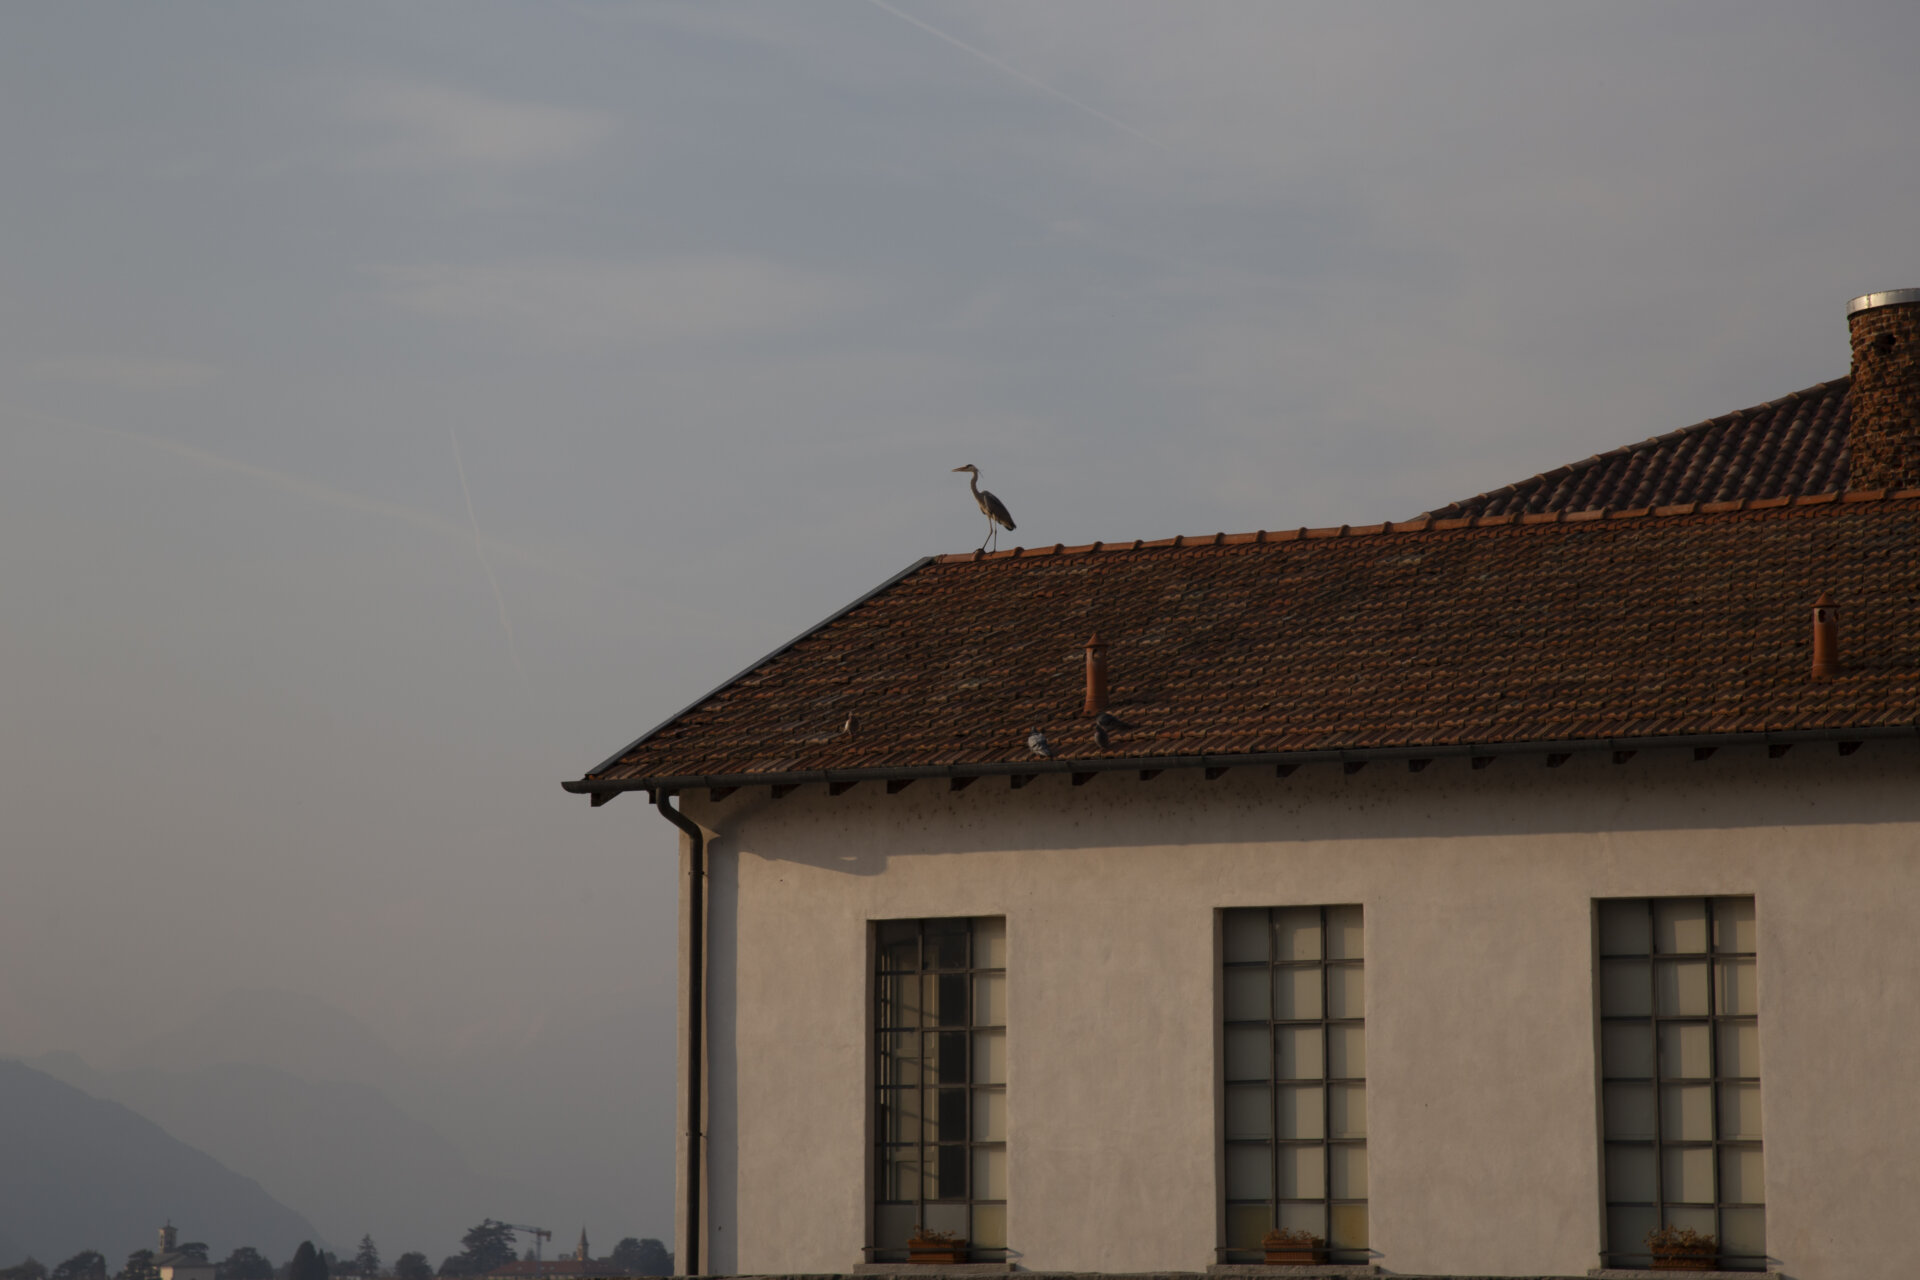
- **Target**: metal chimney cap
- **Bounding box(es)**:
[1848,289,1920,317]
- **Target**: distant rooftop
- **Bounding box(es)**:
[1424,377,1850,519]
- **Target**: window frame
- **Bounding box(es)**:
[1596,896,1764,1270]
[1220,904,1367,1265]
[868,916,1008,1263]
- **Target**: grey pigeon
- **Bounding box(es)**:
[1093,710,1133,749]
[1027,729,1055,758]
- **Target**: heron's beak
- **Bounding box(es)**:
[951,466,969,472]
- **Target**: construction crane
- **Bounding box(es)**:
[504,1226,553,1271]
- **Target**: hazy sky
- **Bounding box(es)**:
[4,0,1918,1244]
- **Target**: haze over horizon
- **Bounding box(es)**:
[3,0,1918,1260]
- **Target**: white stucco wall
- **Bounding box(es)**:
[661,740,1920,1278]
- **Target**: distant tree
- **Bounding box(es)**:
[391,1257,429,1280]
[52,1253,106,1280]
[350,1240,378,1280]
[288,1243,326,1280]
[173,1248,209,1266]
[118,1251,158,1280]
[217,1249,273,1280]
[441,1222,513,1279]
[606,1241,669,1278]
[1,1257,48,1280]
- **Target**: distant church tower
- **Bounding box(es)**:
[574,1231,589,1263]
[160,1224,179,1254]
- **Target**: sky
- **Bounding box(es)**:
[3,0,1919,1254]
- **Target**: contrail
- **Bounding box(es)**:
[14,406,581,583]
[448,425,526,683]
[863,0,1166,151]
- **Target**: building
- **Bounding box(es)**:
[152,1226,214,1280]
[485,1235,631,1280]
[564,289,1920,1279]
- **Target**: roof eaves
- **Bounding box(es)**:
[561,723,1920,800]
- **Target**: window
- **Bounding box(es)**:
[1221,906,1367,1263]
[1598,897,1764,1269]
[872,917,1007,1262]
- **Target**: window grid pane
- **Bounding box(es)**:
[871,918,1007,1263]
[1598,897,1764,1270]
[1221,906,1365,1264]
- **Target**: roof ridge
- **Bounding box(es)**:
[932,479,1920,564]
[1419,375,1850,520]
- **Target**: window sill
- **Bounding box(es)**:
[1590,1270,1777,1278]
[1208,1268,1379,1277]
[853,1265,1014,1275]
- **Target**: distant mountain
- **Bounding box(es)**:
[45,984,674,1255]
[112,989,409,1092]
[0,1059,320,1265]
[26,1056,526,1263]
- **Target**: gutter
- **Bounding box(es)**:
[575,556,936,1272]
[565,722,1919,798]
[653,792,706,1277]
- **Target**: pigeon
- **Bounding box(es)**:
[1027,729,1055,758]
[1093,710,1134,749]
[844,714,859,736]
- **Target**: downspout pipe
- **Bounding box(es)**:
[655,790,705,1276]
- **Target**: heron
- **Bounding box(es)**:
[952,464,1016,551]
[1027,729,1055,759]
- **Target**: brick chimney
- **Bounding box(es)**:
[1847,289,1920,490]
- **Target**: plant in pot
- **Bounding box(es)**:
[906,1229,968,1266]
[1261,1228,1327,1266]
[1646,1225,1718,1272]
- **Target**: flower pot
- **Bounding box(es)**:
[906,1243,968,1266]
[1650,1252,1717,1272]
[1261,1246,1327,1266]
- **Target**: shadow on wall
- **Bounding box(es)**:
[679,738,1920,876]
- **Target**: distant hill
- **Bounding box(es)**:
[0,1059,321,1264]
[81,985,672,1252]
[31,1055,525,1261]
[111,989,409,1092]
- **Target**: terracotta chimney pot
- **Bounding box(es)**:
[1084,634,1109,715]
[1811,592,1841,680]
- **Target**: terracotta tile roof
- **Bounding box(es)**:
[575,492,1920,791]
[1425,378,1851,519]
